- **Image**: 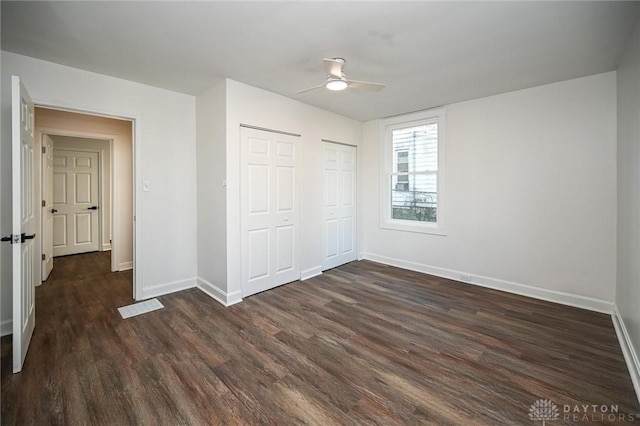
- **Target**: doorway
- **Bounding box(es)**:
[34,107,135,295]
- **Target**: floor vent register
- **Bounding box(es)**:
[117,298,164,319]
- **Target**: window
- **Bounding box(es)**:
[395,150,409,191]
[380,108,446,235]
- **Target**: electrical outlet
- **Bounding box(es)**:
[460,274,472,282]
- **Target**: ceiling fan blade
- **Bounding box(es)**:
[294,82,326,95]
[348,79,386,92]
[323,58,344,78]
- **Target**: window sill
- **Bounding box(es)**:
[379,220,447,236]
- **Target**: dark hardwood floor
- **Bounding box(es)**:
[2,252,638,425]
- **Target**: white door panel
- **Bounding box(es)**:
[322,142,357,271]
[248,229,269,282]
[75,213,93,244]
[342,170,354,205]
[276,167,294,211]
[52,215,67,246]
[342,217,355,255]
[75,173,92,203]
[52,150,99,256]
[275,225,294,271]
[9,76,36,373]
[242,128,300,297]
[52,172,66,203]
[325,219,339,259]
[42,135,55,280]
[248,165,269,213]
[325,170,338,206]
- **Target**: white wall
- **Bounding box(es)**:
[1,51,198,328]
[51,136,112,253]
[196,80,228,296]
[616,15,640,400]
[362,72,618,311]
[224,79,362,301]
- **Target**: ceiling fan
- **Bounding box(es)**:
[295,58,386,95]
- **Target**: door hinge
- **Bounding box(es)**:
[42,254,46,261]
[42,200,46,207]
[42,146,46,154]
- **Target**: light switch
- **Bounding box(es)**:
[143,180,151,192]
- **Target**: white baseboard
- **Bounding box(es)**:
[1,319,12,337]
[301,266,322,281]
[613,307,640,405]
[139,277,196,300]
[102,244,111,251]
[361,253,615,314]
[118,261,133,271]
[197,277,242,307]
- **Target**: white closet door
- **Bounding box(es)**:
[241,127,300,297]
[322,142,357,271]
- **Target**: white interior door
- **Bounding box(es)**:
[322,142,357,271]
[52,150,100,257]
[41,134,54,280]
[11,76,36,373]
[241,127,300,297]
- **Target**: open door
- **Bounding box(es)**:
[11,76,36,373]
[42,134,54,280]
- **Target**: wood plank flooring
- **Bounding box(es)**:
[2,252,638,425]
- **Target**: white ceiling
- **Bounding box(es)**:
[2,1,638,121]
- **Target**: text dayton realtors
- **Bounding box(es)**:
[562,404,639,423]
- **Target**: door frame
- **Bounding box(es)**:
[32,101,142,301]
[49,145,105,259]
[41,134,54,281]
[37,130,113,272]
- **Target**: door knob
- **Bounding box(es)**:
[51,208,58,214]
[87,206,98,210]
[21,233,36,243]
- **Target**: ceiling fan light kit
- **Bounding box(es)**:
[326,78,348,91]
[295,57,386,95]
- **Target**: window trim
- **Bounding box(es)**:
[379,108,447,235]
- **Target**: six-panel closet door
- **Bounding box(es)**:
[241,127,300,297]
[322,142,357,271]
